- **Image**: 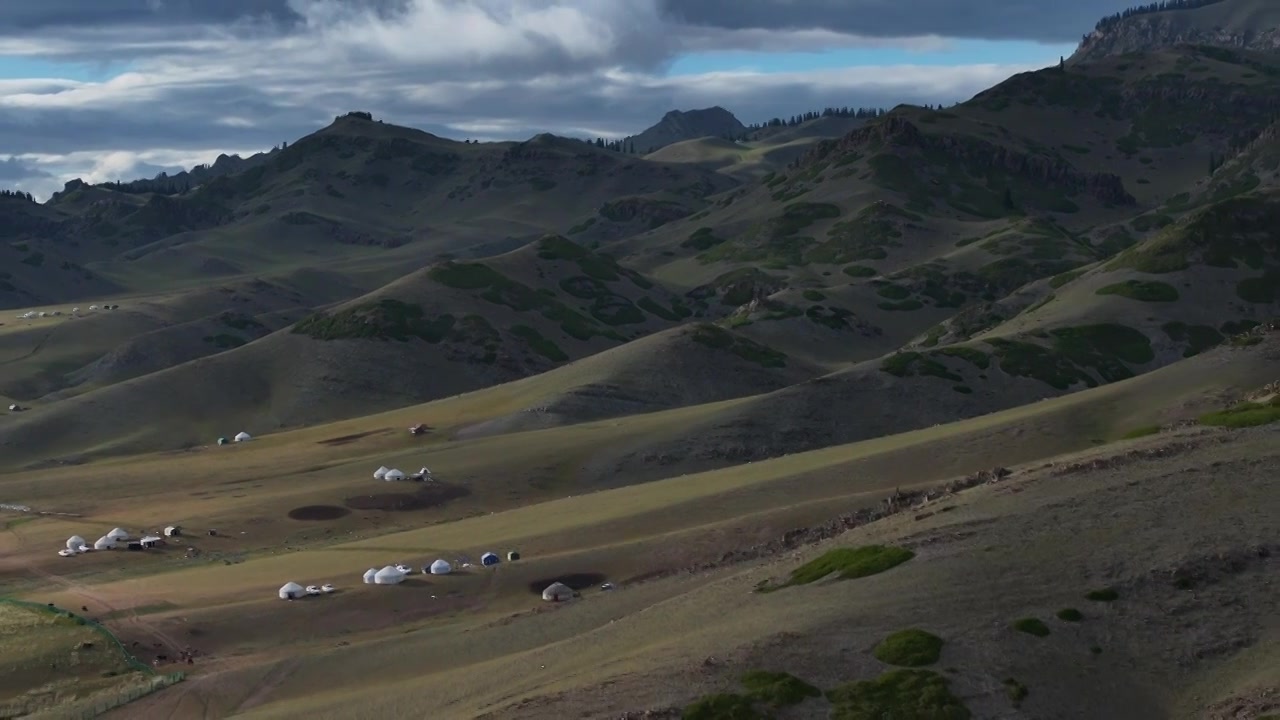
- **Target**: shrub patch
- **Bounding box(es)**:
[872,629,944,667]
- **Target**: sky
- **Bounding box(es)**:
[0,0,1134,200]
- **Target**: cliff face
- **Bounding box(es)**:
[1072,0,1280,62]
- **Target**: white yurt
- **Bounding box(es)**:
[541,582,574,602]
[428,559,452,575]
[373,466,389,480]
[66,535,86,551]
[93,536,115,550]
[106,528,129,541]
[279,582,305,600]
[373,565,405,585]
[480,552,500,566]
[384,468,405,481]
[234,431,252,442]
[362,568,378,584]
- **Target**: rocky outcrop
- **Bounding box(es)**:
[807,117,1136,206]
[1073,0,1280,63]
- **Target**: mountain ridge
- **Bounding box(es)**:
[1072,0,1280,62]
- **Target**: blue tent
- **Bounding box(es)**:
[480,552,500,566]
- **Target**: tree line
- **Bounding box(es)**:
[1093,0,1226,33]
[0,189,35,202]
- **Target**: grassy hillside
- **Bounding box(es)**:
[447,322,818,440]
[994,189,1280,353]
[0,196,122,307]
[0,236,697,464]
[642,116,868,181]
[0,272,372,405]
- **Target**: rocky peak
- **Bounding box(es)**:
[1072,0,1280,63]
[625,106,747,154]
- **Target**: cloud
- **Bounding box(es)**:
[0,157,51,182]
[0,0,1119,199]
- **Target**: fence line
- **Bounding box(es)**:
[0,599,185,719]
[0,598,154,674]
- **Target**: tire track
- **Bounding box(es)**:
[0,325,57,365]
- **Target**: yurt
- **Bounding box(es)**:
[217,437,228,445]
[362,568,378,584]
[428,559,452,575]
[106,528,129,541]
[234,432,252,442]
[480,552,500,566]
[373,565,405,585]
[93,536,115,550]
[373,466,389,480]
[541,582,574,602]
[507,551,521,561]
[279,582,305,600]
[66,535,85,551]
[384,468,405,481]
[164,526,181,537]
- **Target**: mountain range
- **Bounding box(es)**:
[2,0,1278,469]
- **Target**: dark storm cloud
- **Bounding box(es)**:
[0,0,297,31]
[0,0,1131,42]
[663,0,1132,43]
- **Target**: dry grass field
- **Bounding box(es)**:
[0,333,1276,719]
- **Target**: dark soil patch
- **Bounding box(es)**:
[343,482,471,511]
[288,505,351,521]
[316,428,392,446]
[526,572,606,594]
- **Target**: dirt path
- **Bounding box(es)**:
[21,561,189,655]
[231,656,303,714]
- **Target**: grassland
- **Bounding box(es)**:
[0,331,1273,718]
